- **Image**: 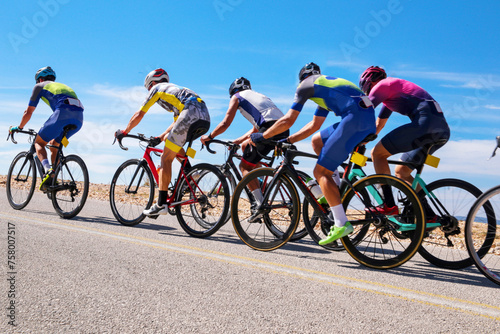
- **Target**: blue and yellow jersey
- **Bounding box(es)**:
[29,81,83,111]
[291,75,371,117]
[140,83,201,121]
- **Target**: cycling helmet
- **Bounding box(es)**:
[359,66,387,94]
[144,68,169,90]
[229,77,251,96]
[35,66,56,83]
[299,62,321,82]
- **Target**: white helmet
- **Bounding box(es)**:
[144,68,169,89]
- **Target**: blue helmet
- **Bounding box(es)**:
[35,66,56,82]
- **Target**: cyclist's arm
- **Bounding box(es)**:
[233,126,258,145]
[201,96,239,145]
[261,109,300,140]
[288,115,326,144]
[159,121,175,142]
[375,117,388,135]
[18,106,36,129]
[124,110,146,134]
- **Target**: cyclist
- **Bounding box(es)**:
[359,66,450,215]
[115,68,210,216]
[9,66,84,191]
[200,77,288,206]
[250,62,376,244]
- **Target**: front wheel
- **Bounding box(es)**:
[341,174,425,269]
[6,152,36,210]
[175,163,230,238]
[51,155,89,219]
[465,186,500,286]
[231,168,300,251]
[109,159,155,226]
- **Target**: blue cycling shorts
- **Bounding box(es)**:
[38,108,83,143]
[318,108,376,171]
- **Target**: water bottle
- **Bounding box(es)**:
[332,170,340,186]
[306,178,323,199]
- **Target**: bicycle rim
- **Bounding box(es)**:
[341,174,425,269]
[418,179,489,269]
[175,163,230,238]
[110,159,155,226]
[51,155,89,219]
[7,152,36,210]
[466,186,500,286]
[231,168,300,251]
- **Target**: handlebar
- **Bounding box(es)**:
[7,127,37,145]
[203,139,240,155]
[113,132,160,151]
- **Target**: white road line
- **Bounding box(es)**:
[2,212,499,321]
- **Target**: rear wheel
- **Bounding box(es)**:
[51,155,89,219]
[6,152,36,210]
[110,159,155,226]
[418,179,492,269]
[341,174,425,269]
[231,168,300,251]
[175,163,230,238]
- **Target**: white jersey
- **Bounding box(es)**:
[234,90,283,130]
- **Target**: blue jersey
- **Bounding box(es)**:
[29,81,84,112]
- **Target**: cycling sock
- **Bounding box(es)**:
[381,184,396,207]
[158,190,168,206]
[42,159,51,172]
[331,204,347,227]
[252,189,264,206]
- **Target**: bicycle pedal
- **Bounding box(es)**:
[148,214,160,220]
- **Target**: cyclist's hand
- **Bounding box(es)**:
[200,135,210,145]
[9,126,22,134]
[149,136,162,147]
[115,129,127,140]
[278,137,291,144]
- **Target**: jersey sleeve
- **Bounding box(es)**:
[368,79,393,108]
[314,106,329,117]
[28,83,44,107]
[290,81,313,112]
[140,88,160,113]
[378,105,393,119]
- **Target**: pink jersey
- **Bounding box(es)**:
[369,77,435,119]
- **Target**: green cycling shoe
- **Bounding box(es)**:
[318,221,353,246]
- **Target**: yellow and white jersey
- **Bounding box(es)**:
[140,82,200,120]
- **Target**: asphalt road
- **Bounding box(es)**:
[0,187,499,333]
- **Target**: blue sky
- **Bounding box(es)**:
[1,0,500,189]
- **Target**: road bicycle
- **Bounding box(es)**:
[303,140,492,269]
[204,138,311,240]
[231,135,426,269]
[465,137,500,286]
[110,132,230,238]
[6,126,89,219]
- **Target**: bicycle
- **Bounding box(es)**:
[6,126,89,219]
[231,135,426,269]
[303,141,492,269]
[109,132,230,238]
[465,136,500,286]
[204,138,311,240]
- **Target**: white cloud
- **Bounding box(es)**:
[485,105,500,110]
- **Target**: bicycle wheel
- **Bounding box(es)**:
[302,198,346,250]
[466,186,500,286]
[341,174,425,269]
[217,164,237,225]
[288,170,312,242]
[231,168,300,251]
[175,163,230,238]
[51,155,89,219]
[6,152,36,210]
[418,179,492,269]
[110,159,155,226]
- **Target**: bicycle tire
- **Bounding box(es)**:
[465,185,500,286]
[341,174,425,269]
[51,155,89,219]
[110,159,155,226]
[417,178,492,269]
[217,164,237,225]
[175,163,230,238]
[288,170,312,242]
[231,168,300,251]
[6,152,36,210]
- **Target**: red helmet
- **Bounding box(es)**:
[144,68,169,90]
[359,66,387,94]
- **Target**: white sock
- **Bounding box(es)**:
[330,204,347,228]
[252,189,264,205]
[42,159,51,172]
